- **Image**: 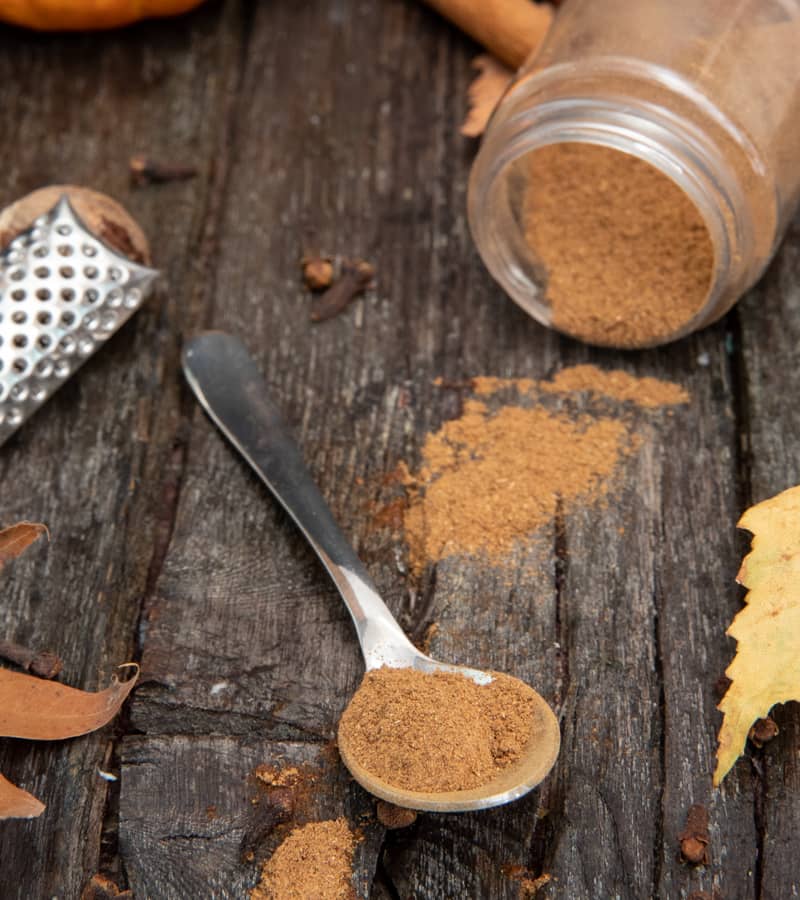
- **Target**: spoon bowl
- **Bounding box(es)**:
[183,332,560,812]
[337,661,560,812]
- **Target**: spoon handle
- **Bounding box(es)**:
[182,332,418,670]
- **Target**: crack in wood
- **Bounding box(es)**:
[371,853,403,900]
[650,559,667,897]
[553,498,570,709]
[94,4,259,893]
[726,308,765,900]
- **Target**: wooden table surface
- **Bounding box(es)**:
[1,2,798,898]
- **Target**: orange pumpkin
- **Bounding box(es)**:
[0,0,205,30]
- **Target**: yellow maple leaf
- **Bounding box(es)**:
[714,484,800,785]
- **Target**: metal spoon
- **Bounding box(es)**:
[182,332,560,812]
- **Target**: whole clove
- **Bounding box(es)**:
[310,258,375,323]
[129,155,198,186]
[749,716,779,748]
[301,256,334,291]
[0,638,62,679]
[679,804,711,866]
[376,800,417,829]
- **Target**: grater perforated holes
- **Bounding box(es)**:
[1,196,157,445]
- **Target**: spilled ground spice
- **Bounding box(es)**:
[338,667,536,793]
[534,365,690,408]
[250,818,355,900]
[523,143,714,347]
[399,366,687,572]
[404,403,631,570]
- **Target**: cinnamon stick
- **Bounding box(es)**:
[422,0,553,69]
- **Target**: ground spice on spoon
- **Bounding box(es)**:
[338,667,537,793]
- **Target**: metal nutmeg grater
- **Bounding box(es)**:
[0,195,158,447]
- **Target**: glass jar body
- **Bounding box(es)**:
[469,0,800,348]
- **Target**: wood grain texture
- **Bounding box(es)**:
[0,1,798,898]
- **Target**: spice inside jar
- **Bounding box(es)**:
[521,142,714,348]
[468,0,800,349]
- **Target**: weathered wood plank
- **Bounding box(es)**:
[738,219,800,899]
[119,736,383,899]
[0,3,244,897]
[653,331,759,900]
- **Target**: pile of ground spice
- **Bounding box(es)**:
[523,142,714,347]
[250,818,355,900]
[404,402,632,570]
[338,667,537,793]
[399,367,687,572]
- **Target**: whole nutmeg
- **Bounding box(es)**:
[0,185,150,264]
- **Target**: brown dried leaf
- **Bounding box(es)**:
[0,772,45,819]
[461,54,514,138]
[0,663,138,739]
[0,522,47,571]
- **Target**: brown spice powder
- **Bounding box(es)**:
[535,365,690,408]
[337,667,537,793]
[250,818,355,900]
[404,402,632,571]
[523,143,714,347]
[399,367,687,572]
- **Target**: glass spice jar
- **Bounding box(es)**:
[468,0,800,349]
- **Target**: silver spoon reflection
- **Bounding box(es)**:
[182,332,560,812]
